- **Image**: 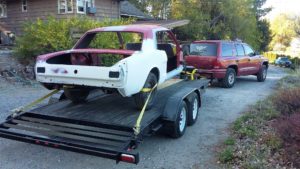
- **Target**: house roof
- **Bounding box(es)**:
[120,1,152,20]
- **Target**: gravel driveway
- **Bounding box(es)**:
[0,66,286,169]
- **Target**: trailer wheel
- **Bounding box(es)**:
[187,93,200,126]
[133,72,158,110]
[166,101,188,138]
[63,87,90,104]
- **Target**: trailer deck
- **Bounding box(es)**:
[0,79,209,164]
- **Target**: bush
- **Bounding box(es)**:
[13,16,133,62]
[272,88,300,115]
[274,113,300,168]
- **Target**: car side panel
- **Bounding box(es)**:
[249,55,262,74]
[119,49,167,97]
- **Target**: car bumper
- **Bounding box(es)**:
[35,63,126,88]
[197,69,226,79]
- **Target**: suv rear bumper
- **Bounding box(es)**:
[198,69,226,79]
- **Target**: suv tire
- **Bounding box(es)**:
[257,65,267,82]
[222,68,236,88]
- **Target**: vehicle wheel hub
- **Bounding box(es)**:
[192,99,198,120]
[228,73,235,84]
[179,107,187,132]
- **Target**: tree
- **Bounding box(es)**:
[270,14,296,51]
[257,19,272,51]
[128,0,171,19]
[295,17,300,36]
[253,0,273,51]
[130,0,272,51]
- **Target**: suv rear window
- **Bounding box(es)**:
[190,43,217,56]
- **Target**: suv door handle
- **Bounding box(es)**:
[248,59,251,62]
[236,60,239,63]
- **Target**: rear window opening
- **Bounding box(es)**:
[47,53,127,67]
[189,43,217,56]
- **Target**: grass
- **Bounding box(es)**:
[218,69,300,168]
[224,137,235,146]
[219,147,234,163]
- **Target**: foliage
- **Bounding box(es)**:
[219,147,234,163]
[272,88,300,115]
[263,52,277,63]
[274,113,300,168]
[218,71,300,168]
[269,14,297,51]
[128,0,170,19]
[129,0,272,51]
[257,20,272,51]
[224,137,235,146]
[14,16,133,61]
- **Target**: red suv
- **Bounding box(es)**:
[184,40,269,88]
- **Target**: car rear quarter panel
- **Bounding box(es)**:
[119,48,167,97]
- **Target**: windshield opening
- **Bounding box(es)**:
[74,31,144,51]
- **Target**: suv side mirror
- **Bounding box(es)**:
[254,51,260,55]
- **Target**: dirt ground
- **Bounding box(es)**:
[0,66,286,169]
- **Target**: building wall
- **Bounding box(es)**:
[93,0,120,19]
[0,0,120,36]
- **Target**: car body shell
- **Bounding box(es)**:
[35,25,183,97]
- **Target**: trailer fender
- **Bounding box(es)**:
[162,87,201,122]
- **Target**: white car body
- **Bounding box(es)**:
[35,25,183,97]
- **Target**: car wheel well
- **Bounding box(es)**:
[150,67,160,81]
[228,65,238,74]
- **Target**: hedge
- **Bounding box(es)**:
[14,16,134,62]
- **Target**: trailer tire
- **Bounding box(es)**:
[64,87,90,104]
[134,72,158,110]
[165,101,188,138]
[187,93,200,126]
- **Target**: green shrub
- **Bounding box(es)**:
[219,147,234,163]
[14,16,133,62]
[224,137,235,146]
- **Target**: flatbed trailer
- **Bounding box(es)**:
[0,79,209,164]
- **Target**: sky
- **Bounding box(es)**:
[264,0,300,20]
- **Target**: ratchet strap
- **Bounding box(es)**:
[133,83,158,136]
[182,69,198,80]
[9,89,59,118]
